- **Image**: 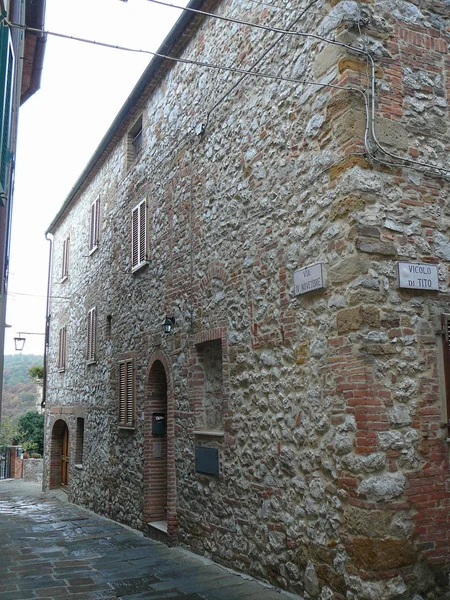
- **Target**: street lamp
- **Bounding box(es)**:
[162,316,175,334]
[14,331,45,351]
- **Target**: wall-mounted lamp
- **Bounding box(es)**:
[14,335,26,351]
[13,331,45,352]
[162,316,175,334]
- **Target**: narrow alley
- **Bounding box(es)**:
[0,480,303,600]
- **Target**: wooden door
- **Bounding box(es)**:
[61,424,69,488]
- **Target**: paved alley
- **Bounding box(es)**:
[0,480,303,600]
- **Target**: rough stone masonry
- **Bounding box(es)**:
[44,0,450,598]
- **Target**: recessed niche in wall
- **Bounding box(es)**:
[194,339,223,431]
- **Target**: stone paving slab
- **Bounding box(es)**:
[0,480,304,600]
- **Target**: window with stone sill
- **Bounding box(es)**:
[118,358,134,428]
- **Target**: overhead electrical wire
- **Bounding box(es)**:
[3,12,370,172]
[4,4,450,177]
[142,0,450,177]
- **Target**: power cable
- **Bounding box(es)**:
[5,5,449,178]
[143,0,450,177]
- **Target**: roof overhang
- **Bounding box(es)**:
[20,0,47,105]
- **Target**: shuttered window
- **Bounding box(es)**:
[0,22,14,203]
[87,307,97,363]
[131,198,148,271]
[89,197,100,252]
[61,237,69,280]
[441,314,450,430]
[118,358,134,427]
[58,326,67,371]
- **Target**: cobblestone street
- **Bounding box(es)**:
[0,480,303,600]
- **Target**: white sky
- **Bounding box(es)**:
[4,0,188,355]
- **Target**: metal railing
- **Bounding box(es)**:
[0,446,12,479]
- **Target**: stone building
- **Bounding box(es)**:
[44,0,450,598]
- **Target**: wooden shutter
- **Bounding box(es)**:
[0,24,14,198]
[89,198,100,251]
[139,200,147,264]
[87,307,96,362]
[441,314,450,428]
[131,199,147,271]
[118,362,126,424]
[132,204,139,269]
[62,238,69,279]
[126,360,134,425]
[58,326,66,371]
[118,359,134,427]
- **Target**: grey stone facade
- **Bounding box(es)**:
[45,1,450,598]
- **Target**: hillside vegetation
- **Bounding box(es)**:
[2,354,44,420]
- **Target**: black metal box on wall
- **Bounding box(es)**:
[152,413,166,436]
[195,446,219,476]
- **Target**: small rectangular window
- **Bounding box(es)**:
[128,116,143,166]
[61,237,69,281]
[75,418,84,465]
[118,358,134,427]
[131,198,148,272]
[87,307,97,363]
[58,326,67,371]
[89,197,100,253]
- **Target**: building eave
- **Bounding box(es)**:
[20,0,47,105]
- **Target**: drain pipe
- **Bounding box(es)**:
[41,232,52,410]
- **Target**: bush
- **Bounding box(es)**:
[17,411,44,455]
[28,365,44,380]
[0,416,19,447]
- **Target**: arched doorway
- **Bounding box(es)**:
[145,360,168,526]
[144,355,177,541]
[50,419,70,490]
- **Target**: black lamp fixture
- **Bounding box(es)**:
[14,331,45,351]
[14,334,26,351]
[163,316,175,334]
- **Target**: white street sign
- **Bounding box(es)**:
[398,262,439,291]
[294,263,324,296]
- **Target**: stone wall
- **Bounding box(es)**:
[23,458,43,483]
[45,0,450,598]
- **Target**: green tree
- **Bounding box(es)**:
[18,411,44,455]
[28,365,44,379]
[0,416,19,447]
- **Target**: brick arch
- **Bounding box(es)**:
[201,263,228,292]
[144,350,177,541]
[49,417,70,490]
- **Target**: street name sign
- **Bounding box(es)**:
[398,261,439,291]
[294,263,324,296]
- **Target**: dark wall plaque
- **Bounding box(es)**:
[195,446,219,476]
